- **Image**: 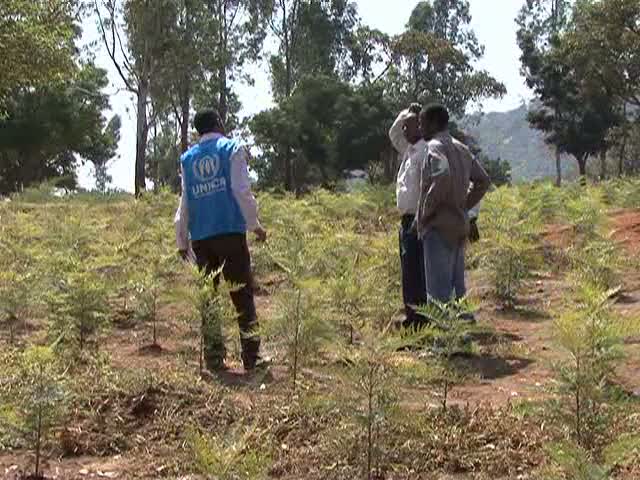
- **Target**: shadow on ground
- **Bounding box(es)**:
[451,353,534,381]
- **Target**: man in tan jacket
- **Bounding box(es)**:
[415,104,491,305]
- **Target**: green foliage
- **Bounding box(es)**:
[265,286,335,390]
[0,269,33,345]
[545,435,640,480]
[525,181,569,224]
[342,325,407,480]
[564,0,640,111]
[0,63,121,194]
[481,155,512,187]
[48,268,110,352]
[552,282,636,448]
[0,346,66,477]
[563,187,606,241]
[568,239,621,292]
[478,187,542,304]
[419,298,478,411]
[517,0,622,177]
[251,77,392,190]
[188,426,271,479]
[182,263,240,372]
[386,0,506,116]
[0,0,78,112]
[132,248,177,347]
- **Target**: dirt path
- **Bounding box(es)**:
[444,209,640,406]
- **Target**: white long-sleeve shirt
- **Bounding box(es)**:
[174,133,261,251]
[390,109,426,215]
[390,109,482,219]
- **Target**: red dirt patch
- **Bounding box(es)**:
[542,223,575,250]
[611,209,640,256]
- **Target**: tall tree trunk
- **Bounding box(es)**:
[219,66,228,125]
[619,105,628,177]
[599,148,607,180]
[180,0,192,155]
[555,149,562,187]
[216,0,229,126]
[578,155,587,185]
[180,78,190,154]
[135,79,149,197]
[283,2,295,193]
[153,121,159,191]
[619,139,627,177]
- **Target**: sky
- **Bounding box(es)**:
[78,0,532,192]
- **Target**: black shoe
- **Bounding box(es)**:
[243,355,272,372]
[458,312,477,325]
[205,362,229,374]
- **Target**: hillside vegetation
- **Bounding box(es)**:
[462,104,579,182]
[2,180,640,479]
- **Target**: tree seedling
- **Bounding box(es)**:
[265,283,335,391]
[0,346,66,479]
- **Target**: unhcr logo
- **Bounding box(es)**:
[192,155,220,181]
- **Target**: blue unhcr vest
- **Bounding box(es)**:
[181,136,247,241]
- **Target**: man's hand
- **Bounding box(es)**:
[469,218,480,244]
[254,226,268,243]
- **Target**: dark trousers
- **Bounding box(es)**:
[399,215,427,327]
[192,233,260,368]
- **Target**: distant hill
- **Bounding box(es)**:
[461,103,577,182]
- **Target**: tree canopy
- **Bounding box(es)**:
[0,63,120,195]
[0,0,79,114]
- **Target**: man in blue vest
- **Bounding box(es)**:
[175,109,268,372]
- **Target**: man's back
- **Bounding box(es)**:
[417,132,490,246]
[181,135,247,242]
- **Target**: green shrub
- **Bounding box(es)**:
[478,187,542,305]
[188,426,271,479]
[47,268,110,351]
[265,284,335,390]
[553,281,637,449]
[0,346,66,478]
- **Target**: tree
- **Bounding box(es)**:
[517,0,571,186]
[1,347,66,479]
[481,155,511,187]
[146,116,182,191]
[48,267,110,352]
[0,63,121,195]
[0,269,33,345]
[525,45,620,178]
[565,0,640,111]
[258,0,361,192]
[0,0,78,113]
[517,0,620,179]
[250,76,392,189]
[95,0,171,196]
[562,0,640,178]
[383,1,506,117]
[194,0,267,128]
[137,1,268,191]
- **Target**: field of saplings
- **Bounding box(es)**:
[2,179,640,480]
